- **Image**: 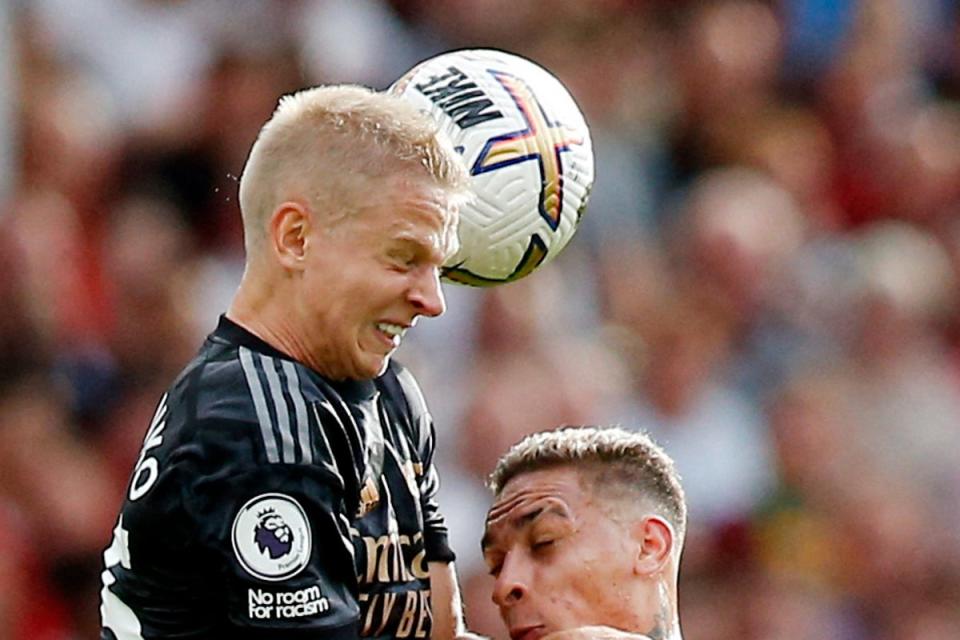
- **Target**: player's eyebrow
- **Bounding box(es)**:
[481,504,568,551]
[390,231,447,264]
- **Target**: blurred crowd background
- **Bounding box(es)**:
[1,0,960,638]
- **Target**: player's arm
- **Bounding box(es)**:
[429,560,493,640]
[428,560,462,639]
[391,367,484,640]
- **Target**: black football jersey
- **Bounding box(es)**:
[100,316,455,639]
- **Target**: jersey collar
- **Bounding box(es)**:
[213,315,380,400]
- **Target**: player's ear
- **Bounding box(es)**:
[631,515,674,577]
[270,201,310,270]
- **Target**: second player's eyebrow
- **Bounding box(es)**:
[481,504,568,551]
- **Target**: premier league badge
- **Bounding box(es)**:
[232,493,311,581]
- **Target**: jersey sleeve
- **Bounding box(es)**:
[178,418,362,638]
[391,367,456,564]
[417,423,456,563]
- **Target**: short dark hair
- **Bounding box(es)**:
[489,425,687,540]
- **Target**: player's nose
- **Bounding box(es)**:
[491,553,530,609]
[409,267,445,317]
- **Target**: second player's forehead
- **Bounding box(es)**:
[482,467,589,547]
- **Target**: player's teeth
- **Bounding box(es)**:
[377,323,404,338]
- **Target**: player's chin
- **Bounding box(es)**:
[358,351,392,379]
[351,339,395,379]
[373,355,392,377]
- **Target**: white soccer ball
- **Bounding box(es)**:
[391,49,594,286]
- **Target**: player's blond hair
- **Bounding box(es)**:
[238,84,470,255]
[489,426,687,541]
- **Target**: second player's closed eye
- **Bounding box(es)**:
[531,539,555,552]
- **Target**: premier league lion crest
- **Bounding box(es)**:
[254,508,294,559]
[232,494,311,581]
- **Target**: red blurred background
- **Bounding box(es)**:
[1,1,959,638]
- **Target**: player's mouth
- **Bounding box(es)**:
[510,625,546,640]
[375,321,409,348]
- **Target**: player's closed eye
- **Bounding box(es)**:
[531,539,555,552]
[386,251,416,271]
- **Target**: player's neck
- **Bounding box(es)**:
[645,618,682,640]
[644,581,681,640]
[227,274,309,365]
[644,624,682,640]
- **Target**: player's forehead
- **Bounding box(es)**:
[390,173,458,221]
[375,177,459,246]
[482,467,588,546]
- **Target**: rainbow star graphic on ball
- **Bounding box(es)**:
[470,69,584,231]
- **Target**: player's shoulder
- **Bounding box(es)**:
[377,361,434,447]
[376,361,420,415]
[193,345,337,468]
[153,320,331,467]
[192,343,297,421]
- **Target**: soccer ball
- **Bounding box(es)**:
[391,49,594,286]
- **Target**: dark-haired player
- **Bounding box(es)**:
[482,426,688,640]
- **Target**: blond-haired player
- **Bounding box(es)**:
[101,85,477,639]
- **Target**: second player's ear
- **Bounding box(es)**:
[270,202,310,269]
[631,515,674,577]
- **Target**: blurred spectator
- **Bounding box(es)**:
[299,0,423,88]
[844,223,960,509]
[0,373,116,638]
[28,0,304,132]
[0,502,73,640]
[606,287,777,529]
